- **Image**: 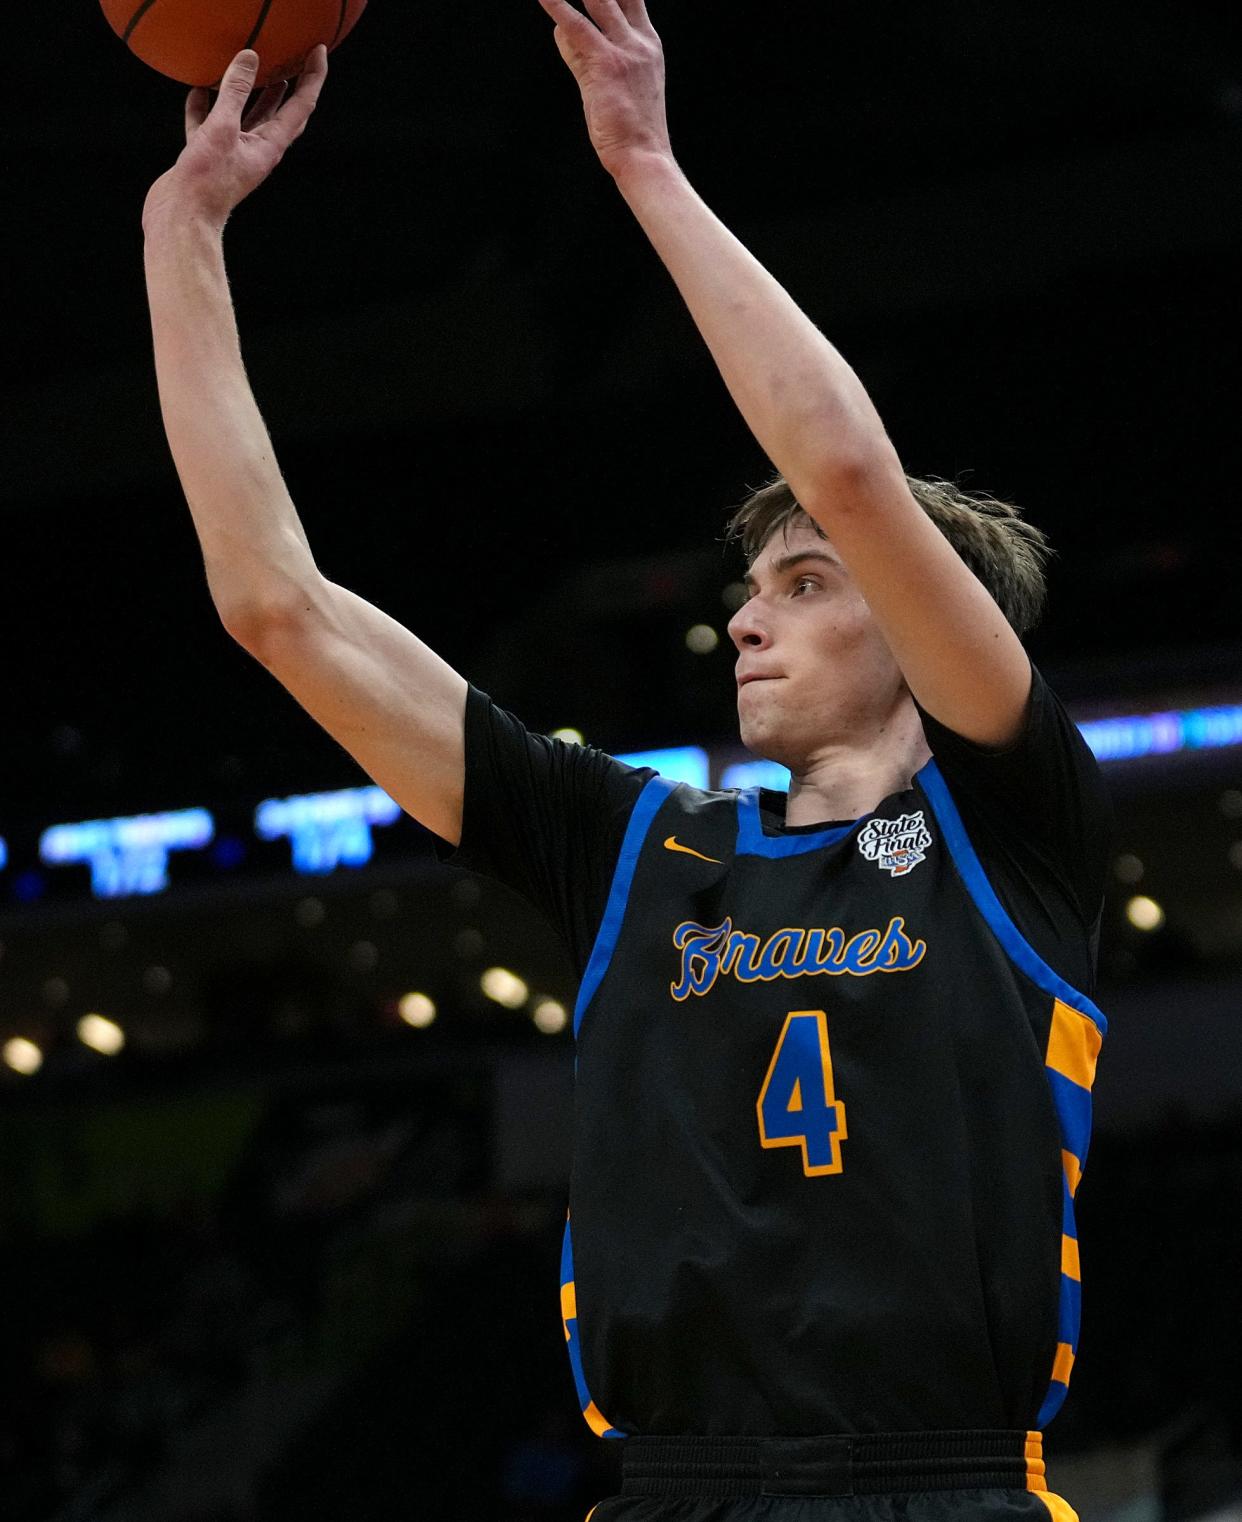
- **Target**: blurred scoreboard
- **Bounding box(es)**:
[2,702,1241,915]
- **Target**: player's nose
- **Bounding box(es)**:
[726,597,772,651]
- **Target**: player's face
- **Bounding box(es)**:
[726,517,910,770]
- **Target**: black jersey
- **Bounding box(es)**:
[436,664,1112,1442]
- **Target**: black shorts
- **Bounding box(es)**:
[586,1491,1076,1522]
[582,1432,1078,1522]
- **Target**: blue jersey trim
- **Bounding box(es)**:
[736,787,862,857]
[1036,1381,1069,1428]
[919,754,1103,1435]
[1061,1175,1077,1239]
[1047,1069,1093,1170]
[560,1218,624,1438]
[915,759,1108,1035]
[1058,1273,1083,1347]
[574,774,678,1038]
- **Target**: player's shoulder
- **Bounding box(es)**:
[615,775,742,824]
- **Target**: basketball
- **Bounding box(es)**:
[99,0,368,89]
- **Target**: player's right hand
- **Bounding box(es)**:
[142,44,329,231]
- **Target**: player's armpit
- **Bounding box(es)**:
[227,576,468,846]
[800,450,1035,749]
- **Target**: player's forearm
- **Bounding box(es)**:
[613,153,893,500]
[143,211,319,632]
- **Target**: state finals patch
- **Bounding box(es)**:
[857,811,933,877]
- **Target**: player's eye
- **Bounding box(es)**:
[792,576,819,595]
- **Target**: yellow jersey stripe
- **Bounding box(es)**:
[583,1400,613,1437]
[1046,999,1102,1090]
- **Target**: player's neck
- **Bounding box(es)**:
[784,704,932,827]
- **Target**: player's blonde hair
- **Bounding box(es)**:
[723,471,1053,637]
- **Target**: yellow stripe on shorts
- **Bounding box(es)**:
[1033,1492,1080,1522]
[1024,1430,1046,1491]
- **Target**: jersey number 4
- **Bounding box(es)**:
[757,1010,847,1176]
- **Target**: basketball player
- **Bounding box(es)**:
[142,4,1111,1518]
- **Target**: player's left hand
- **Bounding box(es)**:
[535,0,673,179]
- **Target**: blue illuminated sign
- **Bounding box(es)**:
[615,746,711,788]
[1078,704,1242,763]
[254,786,402,874]
[40,808,215,898]
[4,698,1239,915]
[720,758,794,792]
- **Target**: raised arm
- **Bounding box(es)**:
[142,48,467,844]
[537,0,1033,747]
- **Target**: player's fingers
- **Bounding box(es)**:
[551,26,577,71]
[615,0,657,34]
[185,85,210,140]
[242,79,289,133]
[579,0,628,40]
[535,0,601,45]
[255,44,328,148]
[210,49,262,130]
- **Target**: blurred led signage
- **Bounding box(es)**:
[5,703,1240,912]
[39,808,215,898]
[720,758,793,792]
[615,746,710,787]
[254,786,402,874]
[1078,704,1242,763]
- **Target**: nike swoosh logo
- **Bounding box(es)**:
[663,836,722,864]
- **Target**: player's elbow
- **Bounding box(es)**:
[219,585,318,655]
[798,441,906,526]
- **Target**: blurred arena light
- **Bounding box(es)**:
[550,727,584,745]
[348,940,379,973]
[454,928,485,958]
[685,624,719,654]
[295,897,326,927]
[42,976,70,1008]
[143,965,172,996]
[77,1013,125,1056]
[532,998,568,1034]
[398,992,437,1028]
[1114,854,1145,885]
[3,1037,43,1075]
[481,967,529,1008]
[1126,895,1166,932]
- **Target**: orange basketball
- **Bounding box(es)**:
[99,0,368,89]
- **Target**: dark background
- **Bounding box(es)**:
[1,1,1241,1518]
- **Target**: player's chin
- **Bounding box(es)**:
[737,707,782,757]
